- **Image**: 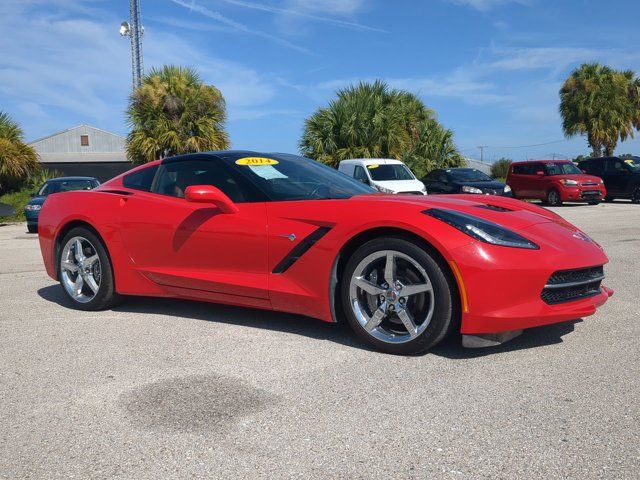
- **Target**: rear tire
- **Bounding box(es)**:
[632,186,640,204]
[340,237,456,355]
[57,227,118,311]
[546,189,562,206]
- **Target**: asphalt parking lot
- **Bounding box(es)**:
[0,202,638,479]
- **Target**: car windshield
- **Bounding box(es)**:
[367,164,414,181]
[544,162,582,175]
[621,157,640,172]
[39,179,96,195]
[229,154,376,201]
[448,169,492,182]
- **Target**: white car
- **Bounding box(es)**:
[338,159,427,195]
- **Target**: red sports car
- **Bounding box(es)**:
[37,151,613,354]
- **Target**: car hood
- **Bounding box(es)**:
[371,179,425,192]
[26,196,46,206]
[456,180,506,189]
[351,193,570,231]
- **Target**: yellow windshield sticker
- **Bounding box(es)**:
[367,164,379,169]
[236,157,279,166]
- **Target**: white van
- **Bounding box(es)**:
[338,158,427,195]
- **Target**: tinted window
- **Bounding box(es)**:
[228,154,375,201]
[367,164,414,181]
[152,159,264,203]
[448,169,492,182]
[353,165,369,183]
[123,166,158,192]
[512,164,530,175]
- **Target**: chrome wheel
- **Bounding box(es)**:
[60,236,102,303]
[349,250,434,344]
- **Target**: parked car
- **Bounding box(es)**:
[338,159,426,195]
[421,168,511,196]
[506,160,605,206]
[37,151,612,355]
[578,156,640,203]
[25,176,100,233]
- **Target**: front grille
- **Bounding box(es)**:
[481,188,500,195]
[581,182,599,187]
[541,266,604,304]
[580,190,601,198]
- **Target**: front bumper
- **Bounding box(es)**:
[24,210,39,225]
[449,222,612,335]
[558,185,606,202]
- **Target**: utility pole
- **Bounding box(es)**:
[120,0,144,90]
[477,146,488,163]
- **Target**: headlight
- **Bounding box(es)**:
[560,179,578,186]
[503,185,512,193]
[376,185,395,194]
[423,208,539,249]
[461,186,483,194]
[24,204,41,211]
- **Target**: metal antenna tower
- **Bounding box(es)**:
[120,0,144,90]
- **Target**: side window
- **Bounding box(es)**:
[438,172,449,183]
[123,166,158,192]
[151,159,262,203]
[353,165,369,183]
[426,170,440,180]
[512,164,525,175]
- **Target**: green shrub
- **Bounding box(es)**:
[491,158,512,179]
[0,187,33,222]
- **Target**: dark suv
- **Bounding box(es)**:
[578,156,640,203]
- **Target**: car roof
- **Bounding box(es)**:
[511,160,572,165]
[339,158,403,165]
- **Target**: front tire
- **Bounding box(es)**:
[632,186,640,204]
[340,237,456,355]
[57,227,117,311]
[27,224,37,233]
[546,189,562,207]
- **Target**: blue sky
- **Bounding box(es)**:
[1,0,639,162]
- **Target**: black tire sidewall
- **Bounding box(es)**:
[340,237,454,355]
[58,227,117,311]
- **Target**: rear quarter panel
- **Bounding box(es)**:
[37,190,153,294]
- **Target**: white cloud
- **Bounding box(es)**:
[446,0,530,11]
[210,0,382,31]
[0,1,287,139]
[170,0,310,53]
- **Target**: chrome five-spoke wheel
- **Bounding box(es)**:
[349,250,435,344]
[60,236,102,303]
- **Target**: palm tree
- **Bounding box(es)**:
[0,111,40,192]
[300,81,463,171]
[126,65,230,163]
[560,63,639,156]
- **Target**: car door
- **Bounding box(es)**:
[118,156,270,306]
[603,158,628,196]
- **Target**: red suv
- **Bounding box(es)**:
[507,160,606,206]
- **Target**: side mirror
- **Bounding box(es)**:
[536,171,544,176]
[184,185,239,214]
